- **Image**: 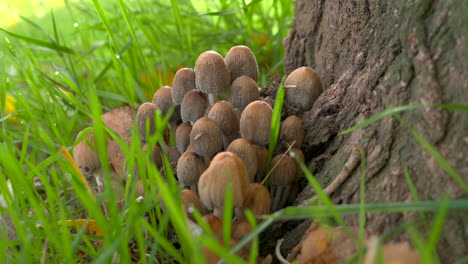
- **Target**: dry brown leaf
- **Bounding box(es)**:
[295,226,367,264]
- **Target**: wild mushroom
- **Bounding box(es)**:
[152,86,173,117]
[73,129,101,181]
[228,76,260,114]
[243,183,270,216]
[136,102,157,142]
[224,45,259,82]
[180,90,208,125]
[198,152,249,219]
[142,143,163,168]
[194,50,230,106]
[203,213,223,235]
[181,189,206,221]
[279,115,304,150]
[232,219,253,260]
[172,68,196,105]
[177,151,206,193]
[175,122,192,154]
[101,105,133,144]
[207,100,240,148]
[226,138,258,182]
[284,66,323,112]
[239,100,273,146]
[254,145,268,182]
[269,154,297,212]
[189,117,223,164]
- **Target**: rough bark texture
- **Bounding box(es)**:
[272,0,467,262]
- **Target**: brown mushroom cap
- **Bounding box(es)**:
[172,68,196,105]
[279,115,304,149]
[177,151,206,189]
[226,138,258,182]
[290,148,305,179]
[284,66,323,111]
[239,100,273,146]
[175,122,192,154]
[194,50,230,96]
[228,76,260,112]
[207,100,239,138]
[136,102,157,141]
[270,155,297,186]
[152,86,173,116]
[203,214,223,235]
[107,140,126,180]
[142,143,163,168]
[180,90,208,124]
[198,152,249,213]
[224,45,259,82]
[73,129,100,177]
[189,117,223,159]
[181,188,206,220]
[101,106,134,143]
[243,183,270,216]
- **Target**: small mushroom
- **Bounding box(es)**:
[136,102,157,142]
[243,183,270,216]
[189,117,223,164]
[175,122,192,154]
[198,152,249,219]
[207,100,240,148]
[172,68,196,105]
[152,86,173,117]
[181,189,206,221]
[177,151,207,193]
[232,219,253,260]
[284,66,323,112]
[269,154,297,212]
[203,213,223,235]
[224,45,259,82]
[290,148,305,179]
[142,143,163,168]
[279,115,304,150]
[180,90,208,124]
[226,138,258,182]
[254,145,268,182]
[73,129,100,179]
[240,100,273,146]
[167,146,181,172]
[228,76,260,114]
[194,50,230,106]
[101,106,134,143]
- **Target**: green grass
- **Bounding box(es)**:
[1,0,468,263]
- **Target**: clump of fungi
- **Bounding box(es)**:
[71,45,325,263]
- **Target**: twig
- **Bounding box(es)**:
[300,146,362,206]
[323,146,362,196]
[275,239,290,264]
[41,238,49,264]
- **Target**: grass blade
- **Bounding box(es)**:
[0,28,75,54]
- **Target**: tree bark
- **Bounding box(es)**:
[276,0,467,262]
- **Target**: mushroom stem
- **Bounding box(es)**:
[190,184,198,195]
[234,207,245,220]
[208,93,216,106]
[278,186,291,211]
[272,187,283,212]
[213,206,223,218]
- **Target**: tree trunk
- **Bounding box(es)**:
[275,0,467,262]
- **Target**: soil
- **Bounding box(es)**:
[264,0,468,262]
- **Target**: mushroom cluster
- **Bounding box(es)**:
[71,45,323,260]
